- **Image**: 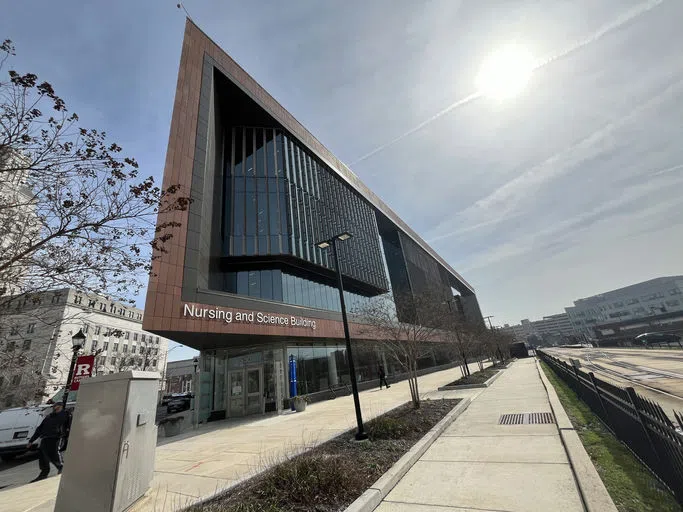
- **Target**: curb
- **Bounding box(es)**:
[344,397,472,512]
[535,359,618,512]
[437,367,504,390]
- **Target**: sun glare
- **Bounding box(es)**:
[476,44,535,100]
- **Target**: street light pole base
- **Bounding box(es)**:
[355,431,369,441]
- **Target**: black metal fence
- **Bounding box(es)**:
[538,350,683,504]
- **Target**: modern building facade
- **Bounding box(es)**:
[0,288,170,408]
[143,20,482,421]
[565,276,683,339]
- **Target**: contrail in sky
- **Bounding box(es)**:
[350,0,666,167]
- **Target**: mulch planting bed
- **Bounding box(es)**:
[444,362,509,387]
[190,398,460,512]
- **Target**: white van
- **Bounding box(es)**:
[0,405,51,461]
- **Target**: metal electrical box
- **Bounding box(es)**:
[55,371,160,512]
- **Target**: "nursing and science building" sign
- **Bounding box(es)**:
[182,303,317,330]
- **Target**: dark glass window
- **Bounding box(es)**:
[272,270,283,301]
[237,272,249,295]
[261,270,273,300]
[248,270,260,297]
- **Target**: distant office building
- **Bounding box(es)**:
[164,359,195,394]
[0,288,170,408]
[502,313,575,344]
[565,276,683,339]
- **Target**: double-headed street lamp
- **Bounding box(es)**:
[62,329,86,407]
[316,232,368,441]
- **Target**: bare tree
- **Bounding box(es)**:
[0,39,188,386]
[356,293,450,409]
[0,38,188,307]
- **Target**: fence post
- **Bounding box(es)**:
[588,372,613,429]
[625,387,661,463]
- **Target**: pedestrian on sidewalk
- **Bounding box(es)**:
[27,403,70,482]
[378,364,390,389]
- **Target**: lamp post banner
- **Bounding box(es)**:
[71,355,95,390]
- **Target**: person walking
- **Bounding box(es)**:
[27,403,71,482]
[378,363,390,389]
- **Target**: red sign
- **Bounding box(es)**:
[71,355,95,391]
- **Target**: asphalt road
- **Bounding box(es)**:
[544,347,683,421]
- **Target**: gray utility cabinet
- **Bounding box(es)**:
[55,371,160,512]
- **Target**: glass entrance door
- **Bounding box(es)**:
[228,367,263,417]
[228,370,245,417]
[246,368,263,415]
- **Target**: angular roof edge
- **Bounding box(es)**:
[185,19,474,294]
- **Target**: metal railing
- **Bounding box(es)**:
[538,350,683,504]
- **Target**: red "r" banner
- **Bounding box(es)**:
[71,355,95,391]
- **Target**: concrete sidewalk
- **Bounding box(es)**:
[0,362,483,512]
[375,358,592,512]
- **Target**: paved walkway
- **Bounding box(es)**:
[0,362,483,512]
[376,358,586,512]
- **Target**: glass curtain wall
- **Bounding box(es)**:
[222,126,389,293]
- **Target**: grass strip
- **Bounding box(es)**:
[191,399,460,512]
[540,361,679,512]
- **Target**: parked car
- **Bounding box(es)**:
[166,393,193,414]
[0,405,51,461]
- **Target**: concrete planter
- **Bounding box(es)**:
[293,397,307,412]
[437,367,504,391]
[161,417,184,437]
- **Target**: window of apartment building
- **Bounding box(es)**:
[51,294,61,304]
[137,313,142,320]
[110,357,117,366]
[155,336,159,345]
[11,375,21,385]
[122,345,128,353]
[22,340,31,351]
[131,346,136,354]
[99,303,106,311]
[109,303,116,313]
[74,295,83,305]
[125,331,130,340]
[92,340,98,351]
[100,356,107,366]
[112,342,119,352]
[133,333,138,341]
[6,341,15,351]
[152,359,157,368]
[26,323,35,334]
[141,334,146,343]
[103,341,109,351]
[94,326,101,335]
[119,308,124,315]
[10,326,18,335]
[88,299,97,308]
[83,324,90,334]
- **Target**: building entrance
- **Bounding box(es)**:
[228,366,263,417]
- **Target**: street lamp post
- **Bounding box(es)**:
[62,329,86,407]
[317,232,368,441]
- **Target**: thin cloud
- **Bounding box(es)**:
[350,0,668,167]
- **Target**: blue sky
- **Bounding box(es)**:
[2,1,682,361]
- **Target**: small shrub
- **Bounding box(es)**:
[367,416,408,439]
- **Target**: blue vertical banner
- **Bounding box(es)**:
[289,354,297,411]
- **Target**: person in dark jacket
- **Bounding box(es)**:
[378,364,390,389]
[27,403,71,482]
